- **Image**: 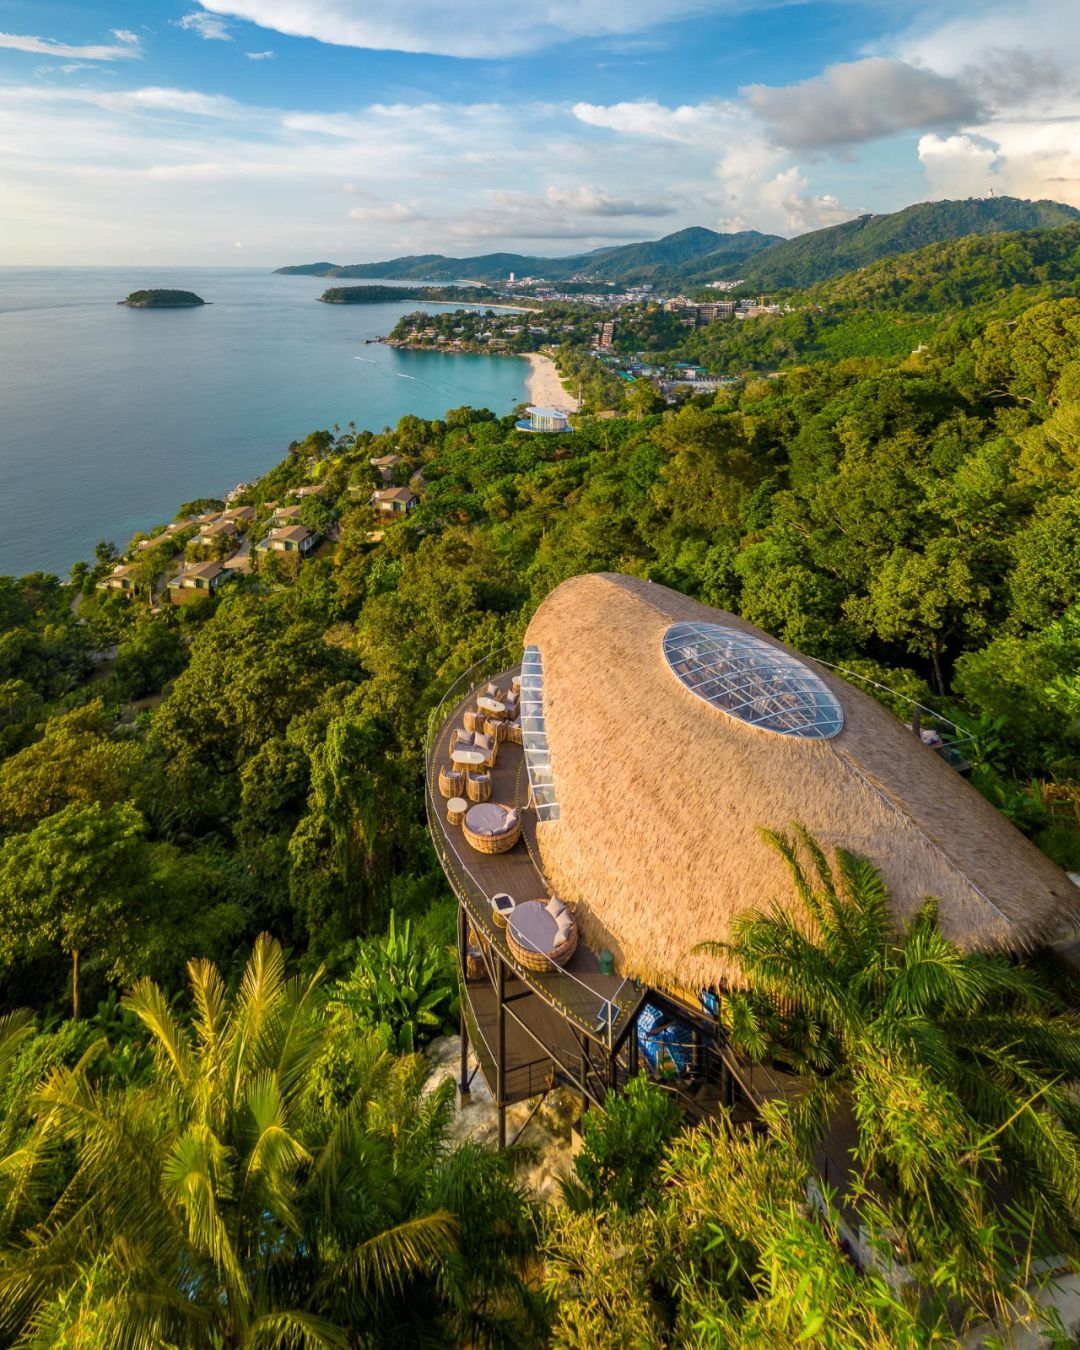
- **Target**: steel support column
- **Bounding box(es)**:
[495,955,506,1149]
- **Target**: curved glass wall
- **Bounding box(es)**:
[519,644,560,821]
[662,622,843,739]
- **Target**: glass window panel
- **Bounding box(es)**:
[662,623,843,740]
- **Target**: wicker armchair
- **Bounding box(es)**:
[466,771,492,803]
[505,718,523,746]
[483,717,505,743]
[463,708,482,734]
[438,765,465,799]
[473,733,498,770]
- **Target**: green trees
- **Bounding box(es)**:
[114,615,188,699]
[546,1082,941,1348]
[708,828,1080,1317]
[0,801,146,1019]
[0,935,540,1347]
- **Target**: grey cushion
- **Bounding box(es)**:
[509,901,558,955]
[546,897,567,919]
[555,916,573,944]
[455,729,475,747]
[503,810,519,832]
[466,803,506,833]
[474,733,494,751]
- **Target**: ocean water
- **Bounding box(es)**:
[0,268,529,576]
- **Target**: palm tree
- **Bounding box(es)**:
[0,935,540,1347]
[701,827,1080,1316]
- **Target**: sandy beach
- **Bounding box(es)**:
[525,353,579,412]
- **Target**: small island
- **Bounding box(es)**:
[118,289,207,308]
[318,284,499,306]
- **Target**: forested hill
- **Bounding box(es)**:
[275,226,780,283]
[807,220,1080,312]
[732,196,1080,291]
[276,197,1079,289]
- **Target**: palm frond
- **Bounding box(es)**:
[324,1210,457,1299]
[123,977,194,1089]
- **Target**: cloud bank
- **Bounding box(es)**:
[195,0,727,58]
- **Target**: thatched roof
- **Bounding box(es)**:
[525,573,1079,994]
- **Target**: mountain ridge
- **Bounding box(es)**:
[276,197,1080,291]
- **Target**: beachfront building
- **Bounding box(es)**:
[371,486,418,516]
[426,572,1077,1151]
[256,524,319,557]
[167,560,233,604]
[516,405,572,434]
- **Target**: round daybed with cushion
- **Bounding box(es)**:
[462,802,522,855]
[507,897,578,971]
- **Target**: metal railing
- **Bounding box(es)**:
[424,648,635,1050]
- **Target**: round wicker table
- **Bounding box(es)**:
[446,796,468,826]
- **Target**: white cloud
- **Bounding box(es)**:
[12,83,244,118]
[195,0,734,58]
[245,49,275,59]
[572,98,733,144]
[545,184,676,217]
[176,12,233,41]
[887,1,1080,207]
[447,190,666,241]
[0,31,140,60]
[111,30,141,46]
[744,58,981,150]
[348,201,424,222]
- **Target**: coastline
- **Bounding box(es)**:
[525,353,579,412]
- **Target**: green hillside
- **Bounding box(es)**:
[806,221,1080,311]
[730,197,1080,290]
[277,198,1080,291]
[274,226,780,284]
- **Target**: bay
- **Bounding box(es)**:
[0,267,529,576]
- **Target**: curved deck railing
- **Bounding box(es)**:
[424,648,635,1050]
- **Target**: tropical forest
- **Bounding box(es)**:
[4,223,1080,1347]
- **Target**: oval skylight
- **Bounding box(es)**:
[662,622,843,739]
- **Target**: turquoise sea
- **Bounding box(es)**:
[0,268,529,576]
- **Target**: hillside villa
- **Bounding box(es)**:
[195,518,239,547]
[371,486,418,516]
[256,524,319,557]
[167,559,233,604]
[97,563,138,596]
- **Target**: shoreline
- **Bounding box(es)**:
[525,353,579,413]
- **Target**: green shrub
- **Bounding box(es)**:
[329,909,455,1053]
[570,1072,680,1212]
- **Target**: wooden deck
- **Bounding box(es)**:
[428,665,642,1048]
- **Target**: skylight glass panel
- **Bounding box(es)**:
[519,645,560,820]
[662,623,843,739]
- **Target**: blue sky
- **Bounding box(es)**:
[1,0,1078,263]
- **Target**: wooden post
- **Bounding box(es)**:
[496,954,506,1150]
